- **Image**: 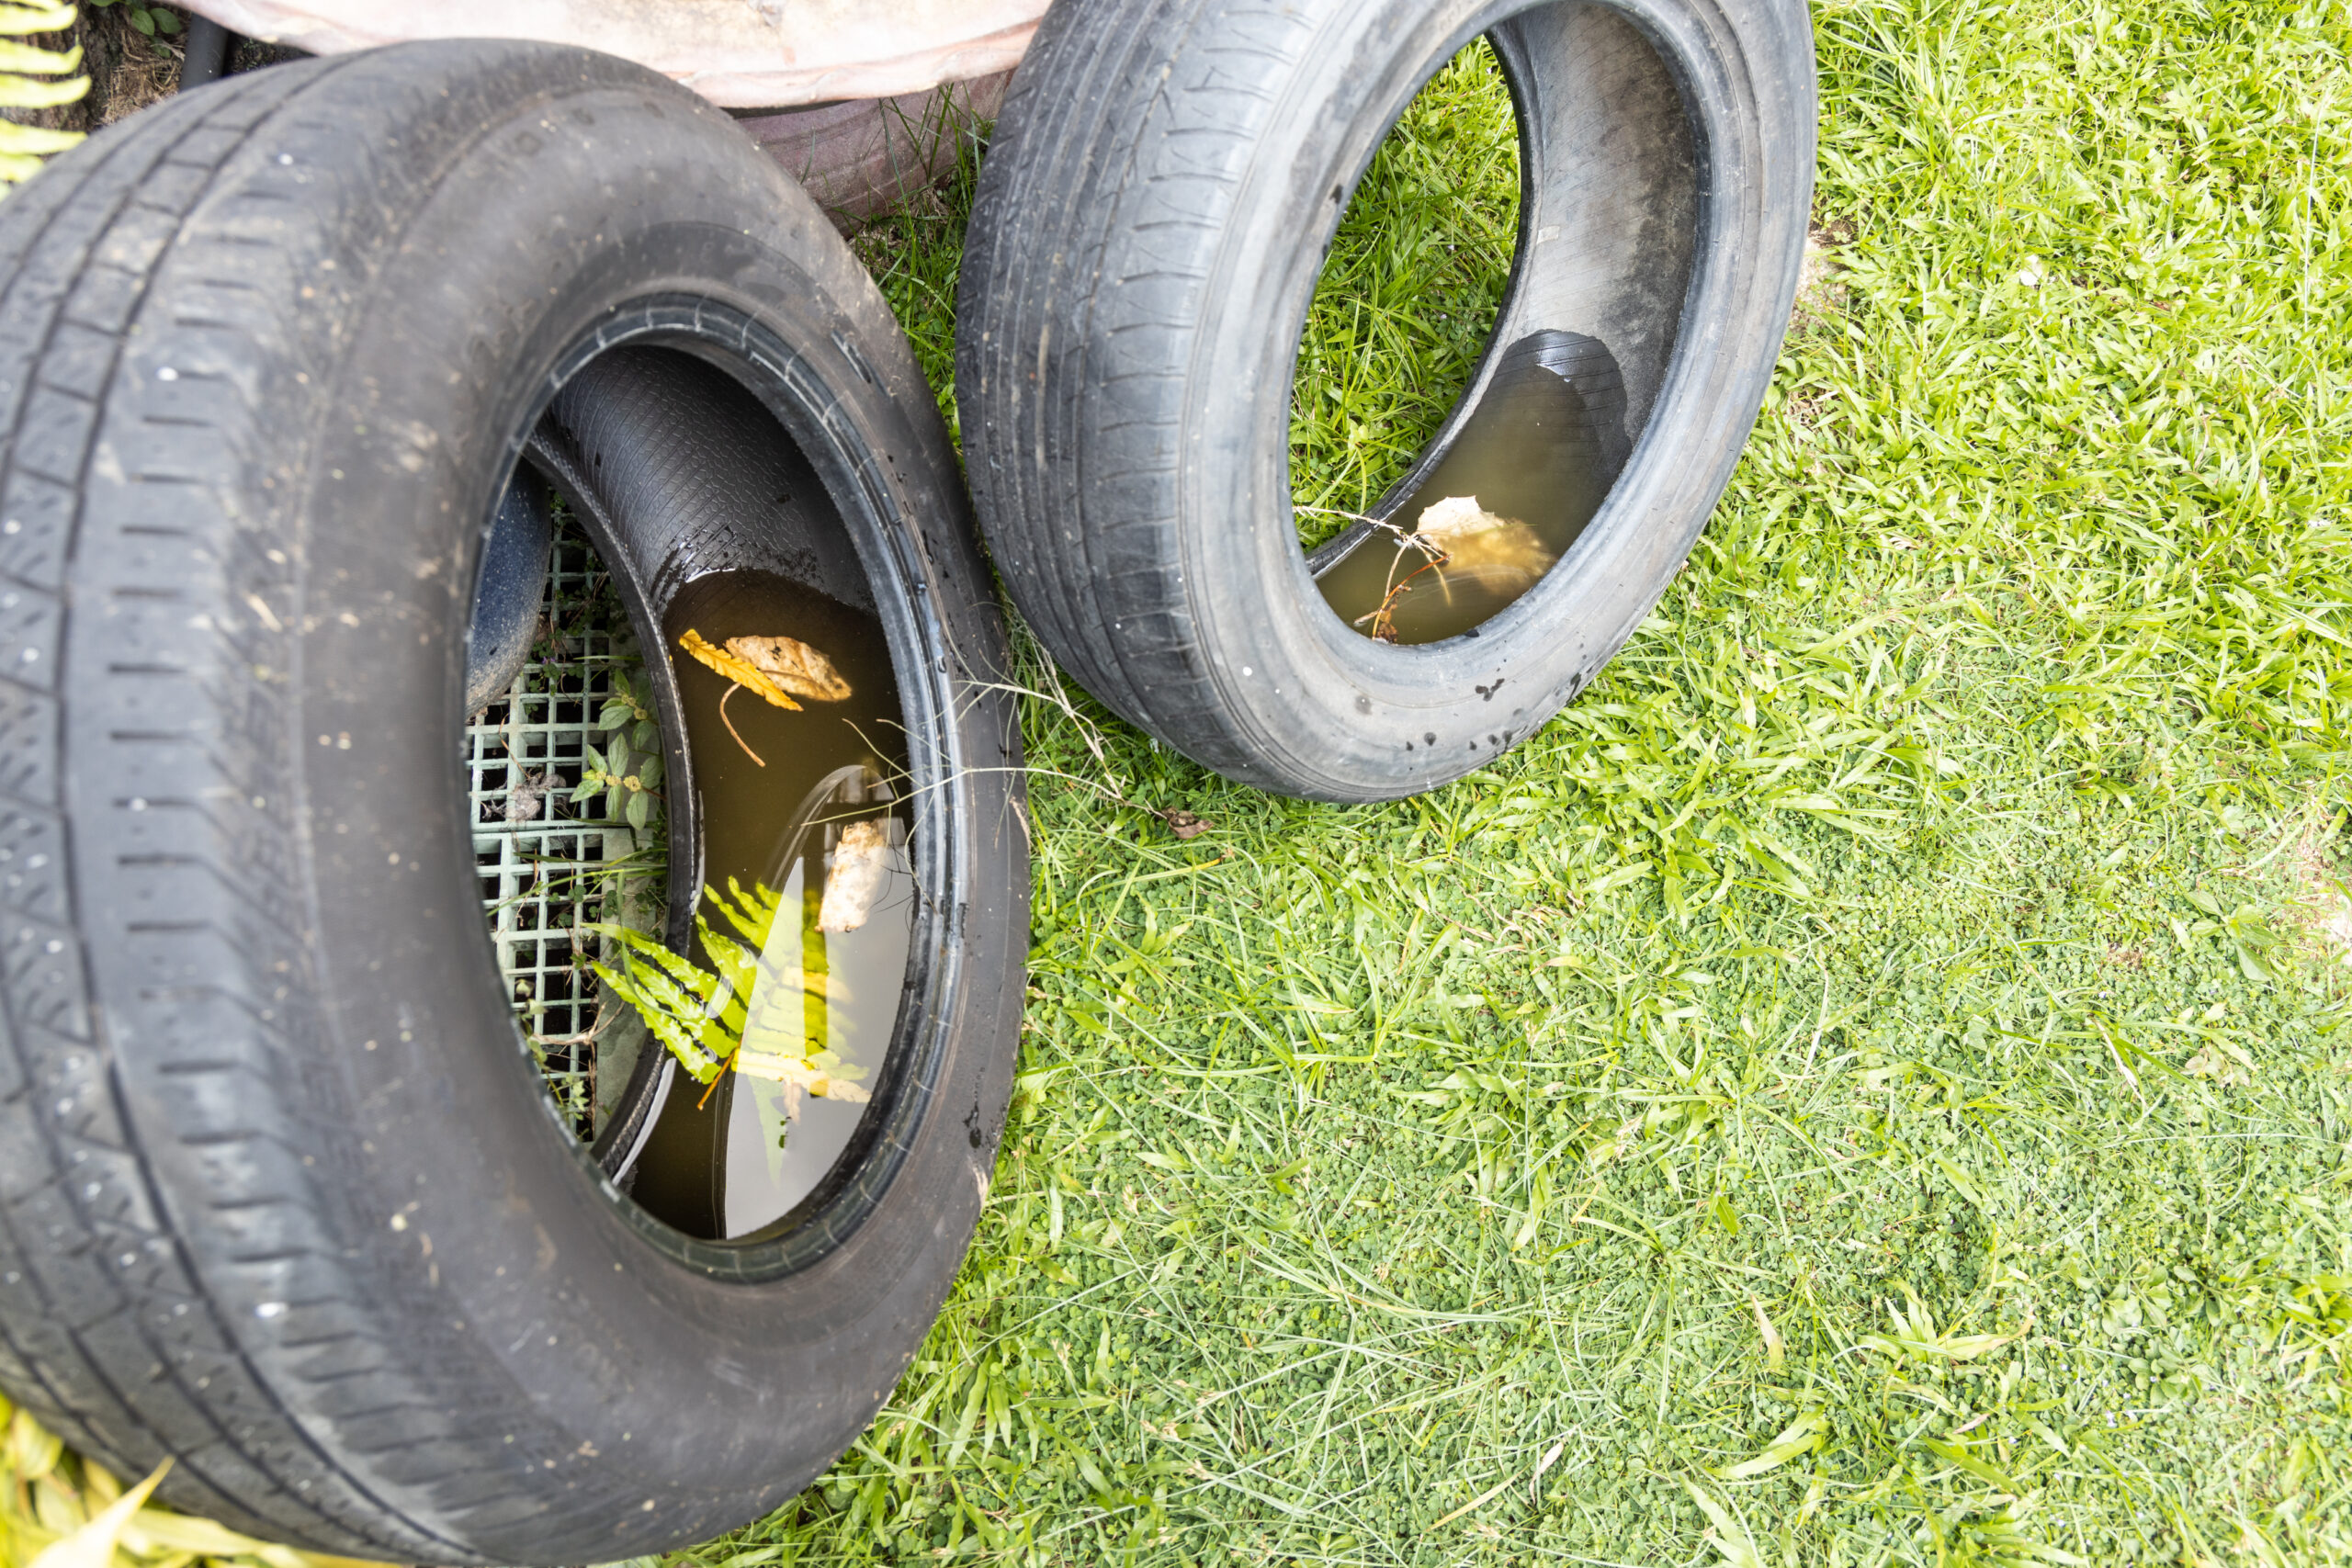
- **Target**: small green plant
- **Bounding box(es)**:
[85,0,176,39]
[590,876,867,1103]
[598,663,660,750]
[0,3,87,194]
[573,668,664,831]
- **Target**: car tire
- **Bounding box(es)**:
[956,0,1815,800]
[0,40,1023,1562]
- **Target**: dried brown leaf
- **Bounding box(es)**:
[726,633,852,703]
[678,628,801,711]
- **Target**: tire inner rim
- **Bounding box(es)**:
[1306,3,1701,647]
[467,303,954,1277]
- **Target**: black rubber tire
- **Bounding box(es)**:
[0,41,1023,1564]
[956,0,1815,801]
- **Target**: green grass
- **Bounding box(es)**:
[1284,42,1521,553]
[806,0,2352,1562]
[14,0,2352,1562]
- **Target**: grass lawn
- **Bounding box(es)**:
[810,0,2352,1562]
[6,0,2351,1563]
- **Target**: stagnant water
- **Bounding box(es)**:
[619,569,914,1243]
[1314,330,1633,645]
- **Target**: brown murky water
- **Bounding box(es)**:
[1315,330,1632,645]
[621,570,914,1243]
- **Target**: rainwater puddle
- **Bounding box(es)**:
[1315,330,1630,644]
[620,569,913,1242]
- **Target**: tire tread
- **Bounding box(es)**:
[0,61,499,1561]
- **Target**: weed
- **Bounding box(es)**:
[80,0,174,47]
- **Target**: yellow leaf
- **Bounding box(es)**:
[78,1463,119,1509]
[117,1504,391,1568]
[31,1474,84,1537]
[677,628,800,711]
[118,1506,281,1559]
[29,1458,168,1568]
[6,1409,62,1481]
[1748,1298,1785,1371]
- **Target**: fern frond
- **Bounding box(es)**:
[0,5,76,34]
[0,69,83,107]
[0,38,76,70]
[595,877,875,1103]
[705,875,783,946]
[0,118,79,152]
[0,1,85,198]
[593,962,720,1078]
[586,920,714,998]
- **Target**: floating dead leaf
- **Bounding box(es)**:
[1443,522,1554,587]
[818,818,891,932]
[1412,495,1555,594]
[726,633,852,703]
[1163,809,1211,840]
[1416,493,1510,546]
[678,627,801,712]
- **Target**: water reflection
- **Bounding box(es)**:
[1315,331,1629,644]
[619,570,912,1243]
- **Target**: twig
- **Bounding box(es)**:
[1293,503,1447,559]
[1301,502,1453,641]
[718,682,765,766]
[956,651,1214,840]
[1352,551,1450,642]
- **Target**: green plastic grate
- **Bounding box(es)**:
[464,518,660,1138]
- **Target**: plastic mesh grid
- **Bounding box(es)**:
[465,521,656,1136]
